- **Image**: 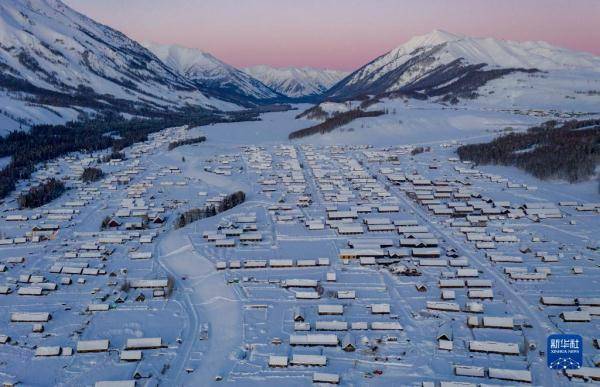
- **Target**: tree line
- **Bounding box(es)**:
[17,178,66,209]
[175,191,246,229]
[411,146,430,156]
[168,135,207,150]
[0,110,259,200]
[289,109,385,139]
[102,151,126,162]
[81,167,104,182]
[456,119,600,183]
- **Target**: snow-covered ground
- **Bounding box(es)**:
[293,99,541,147]
[199,104,316,144]
[0,104,598,386]
[0,93,92,134]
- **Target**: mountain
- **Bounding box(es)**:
[243,65,348,99]
[326,29,600,103]
[0,0,237,131]
[145,43,285,107]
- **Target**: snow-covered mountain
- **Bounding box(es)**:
[326,29,600,103]
[145,43,285,107]
[0,0,237,131]
[243,65,348,99]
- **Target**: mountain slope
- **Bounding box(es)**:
[243,65,348,99]
[326,30,600,102]
[145,43,285,107]
[0,0,236,131]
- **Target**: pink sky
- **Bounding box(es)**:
[65,0,600,71]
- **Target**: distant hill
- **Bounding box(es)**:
[145,43,286,107]
[325,30,600,105]
[0,0,237,132]
[244,65,348,99]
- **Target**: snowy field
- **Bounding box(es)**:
[0,104,599,386]
[293,99,541,147]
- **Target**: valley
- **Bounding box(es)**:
[0,105,599,386]
[0,1,599,386]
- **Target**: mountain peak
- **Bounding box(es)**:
[410,29,462,46]
[380,29,461,60]
[143,43,221,69]
[144,42,283,105]
[326,29,600,102]
[243,65,349,98]
[379,29,600,72]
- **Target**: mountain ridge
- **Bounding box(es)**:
[144,43,287,107]
[0,0,238,131]
[243,65,348,99]
[325,29,600,102]
[1,1,599,134]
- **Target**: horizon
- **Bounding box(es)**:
[64,0,600,71]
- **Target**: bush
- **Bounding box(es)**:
[100,215,111,230]
[168,136,206,150]
[411,146,430,156]
[175,191,246,229]
[17,178,66,208]
[102,151,125,162]
[120,280,130,292]
[81,167,104,182]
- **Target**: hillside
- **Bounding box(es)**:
[0,0,237,132]
[243,65,348,99]
[145,43,285,107]
[326,30,600,106]
[457,119,600,183]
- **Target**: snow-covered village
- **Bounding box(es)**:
[1,1,599,386]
